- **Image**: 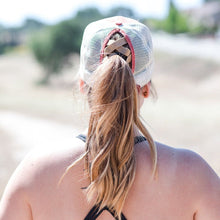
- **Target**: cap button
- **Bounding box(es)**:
[116,22,122,26]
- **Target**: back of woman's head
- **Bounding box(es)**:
[73,16,157,219]
[79,16,154,88]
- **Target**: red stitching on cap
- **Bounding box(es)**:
[100,28,135,73]
[116,22,122,26]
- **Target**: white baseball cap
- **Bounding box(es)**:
[79,16,153,87]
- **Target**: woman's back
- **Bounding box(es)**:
[1,137,219,220]
[0,16,219,220]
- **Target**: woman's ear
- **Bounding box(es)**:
[142,83,150,98]
[79,79,85,94]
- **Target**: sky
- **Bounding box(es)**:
[0,0,203,27]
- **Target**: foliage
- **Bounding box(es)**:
[0,42,4,54]
[158,0,189,34]
[74,7,104,27]
[29,6,138,83]
[107,6,136,19]
[28,7,104,83]
[0,24,4,32]
[146,0,219,36]
[0,18,46,55]
[1,4,218,82]
[188,23,218,36]
[145,1,190,34]
[1,6,138,81]
[0,27,20,54]
[204,0,220,2]
[21,18,45,32]
[30,20,82,83]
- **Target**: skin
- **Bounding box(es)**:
[0,83,219,220]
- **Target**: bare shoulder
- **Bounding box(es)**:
[1,137,86,198]
[156,142,220,219]
[0,137,86,219]
[156,141,219,183]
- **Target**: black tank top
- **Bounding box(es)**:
[76,134,147,220]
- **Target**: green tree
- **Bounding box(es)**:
[163,0,189,34]
[21,18,45,32]
[29,6,138,83]
[204,0,220,2]
[143,1,189,34]
[74,7,103,27]
[0,42,4,54]
[107,6,136,18]
[30,19,82,83]
[29,7,104,83]
[0,24,4,32]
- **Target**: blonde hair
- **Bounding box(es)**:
[63,55,157,220]
[63,33,157,220]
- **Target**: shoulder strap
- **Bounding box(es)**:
[76,134,86,143]
[134,136,147,145]
[84,204,127,220]
[77,134,146,145]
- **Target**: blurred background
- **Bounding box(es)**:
[0,0,220,198]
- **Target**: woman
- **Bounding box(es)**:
[0,16,219,220]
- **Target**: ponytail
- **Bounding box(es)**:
[83,55,157,219]
[60,55,157,219]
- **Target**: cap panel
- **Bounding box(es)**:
[79,16,153,86]
[99,28,136,73]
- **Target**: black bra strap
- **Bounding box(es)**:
[134,136,147,144]
[76,134,86,143]
[84,204,127,220]
[84,205,114,220]
[77,134,144,220]
[76,134,147,145]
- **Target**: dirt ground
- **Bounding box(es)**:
[0,48,220,198]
